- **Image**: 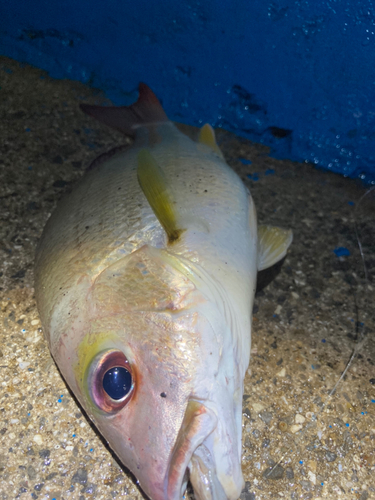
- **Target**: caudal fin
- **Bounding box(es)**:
[80,83,168,136]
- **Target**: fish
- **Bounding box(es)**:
[34,83,292,500]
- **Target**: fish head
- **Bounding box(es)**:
[54,245,245,500]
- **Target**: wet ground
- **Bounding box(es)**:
[0,56,374,500]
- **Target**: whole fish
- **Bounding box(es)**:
[35,84,292,500]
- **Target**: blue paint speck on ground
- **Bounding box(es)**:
[90,448,94,452]
[28,166,32,170]
[25,127,31,132]
[321,482,324,486]
[72,434,76,437]
[57,399,62,403]
[329,425,332,428]
[322,339,326,343]
[247,173,259,181]
[311,365,315,369]
[371,399,375,403]
[347,201,354,206]
[299,460,303,464]
[333,247,350,257]
[238,157,252,165]
[345,423,350,427]
[265,168,275,175]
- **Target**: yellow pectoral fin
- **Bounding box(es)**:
[257,225,293,271]
[137,149,184,244]
[198,123,224,158]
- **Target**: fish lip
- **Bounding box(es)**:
[166,400,217,500]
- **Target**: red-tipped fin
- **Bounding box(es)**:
[80,83,168,137]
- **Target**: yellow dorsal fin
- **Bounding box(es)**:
[257,225,293,271]
[198,124,223,158]
[137,149,184,244]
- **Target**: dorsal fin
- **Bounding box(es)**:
[137,149,185,244]
[80,83,168,137]
[257,225,293,271]
[198,124,223,158]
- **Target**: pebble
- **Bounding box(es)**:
[276,368,286,377]
[262,464,284,480]
[259,410,273,425]
[308,470,316,485]
[33,434,43,445]
[325,451,337,462]
[295,414,306,424]
[71,467,88,485]
[252,403,264,413]
[290,424,303,434]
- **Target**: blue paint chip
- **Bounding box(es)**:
[299,460,303,464]
[329,425,332,428]
[371,399,375,403]
[90,448,94,452]
[27,166,32,170]
[311,365,315,369]
[25,127,31,132]
[72,434,76,437]
[321,482,324,486]
[265,168,275,176]
[333,247,350,257]
[322,339,326,343]
[57,399,62,403]
[347,201,354,206]
[247,173,259,181]
[238,157,252,165]
[345,423,349,427]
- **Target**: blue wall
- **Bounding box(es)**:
[1,0,375,182]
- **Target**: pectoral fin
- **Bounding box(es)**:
[257,225,293,271]
[198,124,224,158]
[137,149,185,244]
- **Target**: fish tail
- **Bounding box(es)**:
[80,83,168,136]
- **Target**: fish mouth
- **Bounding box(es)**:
[166,400,234,500]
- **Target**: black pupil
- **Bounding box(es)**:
[103,367,132,400]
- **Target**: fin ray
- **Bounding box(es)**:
[257,225,293,271]
[137,150,184,244]
[80,83,168,137]
[198,124,223,158]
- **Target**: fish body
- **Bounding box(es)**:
[35,84,292,500]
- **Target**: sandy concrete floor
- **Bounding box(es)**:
[0,56,374,500]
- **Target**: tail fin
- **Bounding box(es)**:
[80,83,168,136]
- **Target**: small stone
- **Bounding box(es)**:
[295,414,306,424]
[290,424,303,434]
[252,403,264,413]
[359,491,368,500]
[285,466,294,480]
[71,467,88,485]
[325,451,337,462]
[276,368,286,377]
[262,464,284,480]
[308,470,316,485]
[259,410,273,425]
[300,480,312,491]
[38,449,50,459]
[33,434,43,445]
[34,483,44,492]
[262,438,270,448]
[27,465,37,480]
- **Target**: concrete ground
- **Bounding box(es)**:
[0,56,374,500]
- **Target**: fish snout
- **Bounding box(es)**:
[166,400,244,500]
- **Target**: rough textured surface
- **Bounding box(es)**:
[0,57,374,499]
[1,1,375,182]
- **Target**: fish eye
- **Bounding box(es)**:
[86,350,134,413]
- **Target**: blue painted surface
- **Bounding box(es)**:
[1,0,375,182]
